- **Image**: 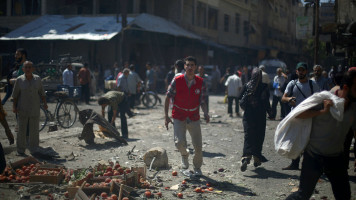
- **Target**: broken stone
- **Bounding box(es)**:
[143,147,169,169]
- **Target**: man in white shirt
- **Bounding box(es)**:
[270,68,286,120]
[225,69,242,117]
[62,64,74,87]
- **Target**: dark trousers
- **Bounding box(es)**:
[108,97,129,138]
[1,84,13,105]
[242,106,266,160]
[286,151,350,200]
[227,96,239,114]
[81,83,90,104]
[344,128,356,169]
[271,95,285,118]
[0,142,5,174]
[128,94,136,109]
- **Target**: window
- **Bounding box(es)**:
[224,14,230,32]
[208,7,218,30]
[235,13,240,34]
[243,20,249,36]
[197,2,207,28]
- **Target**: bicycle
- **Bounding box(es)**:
[39,90,80,132]
[136,81,161,108]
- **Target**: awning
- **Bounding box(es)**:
[0,15,134,40]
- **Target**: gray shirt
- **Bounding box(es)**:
[12,74,45,117]
[284,79,320,106]
[306,103,356,156]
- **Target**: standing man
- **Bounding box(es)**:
[270,68,287,120]
[12,61,47,155]
[281,62,320,170]
[311,65,330,91]
[128,64,142,109]
[15,48,27,77]
[174,59,185,77]
[197,65,209,113]
[146,62,157,92]
[62,63,74,87]
[164,56,209,176]
[225,68,242,117]
[117,68,130,95]
[97,91,130,139]
[78,63,91,104]
[165,66,175,90]
[286,70,356,200]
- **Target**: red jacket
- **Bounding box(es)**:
[172,74,203,121]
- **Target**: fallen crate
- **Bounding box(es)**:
[29,167,65,185]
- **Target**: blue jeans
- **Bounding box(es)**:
[286,151,350,200]
[108,96,129,138]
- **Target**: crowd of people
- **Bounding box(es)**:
[0,48,355,200]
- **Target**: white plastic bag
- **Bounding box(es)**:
[274,91,344,159]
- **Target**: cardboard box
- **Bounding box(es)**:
[9,156,40,169]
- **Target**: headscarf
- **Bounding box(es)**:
[246,67,262,95]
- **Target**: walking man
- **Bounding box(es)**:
[78,63,91,104]
[128,64,142,109]
[164,56,209,176]
[281,62,320,170]
[15,48,27,77]
[311,65,330,91]
[12,61,47,155]
[286,69,356,200]
[225,68,242,117]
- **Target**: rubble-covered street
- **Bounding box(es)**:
[0,94,355,200]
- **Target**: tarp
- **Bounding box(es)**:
[0,15,133,40]
[0,13,202,41]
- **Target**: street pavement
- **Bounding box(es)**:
[0,93,355,199]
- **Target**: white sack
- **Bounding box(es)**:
[274,91,344,159]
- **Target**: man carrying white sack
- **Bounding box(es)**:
[285,70,356,200]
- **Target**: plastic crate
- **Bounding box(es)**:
[69,86,81,99]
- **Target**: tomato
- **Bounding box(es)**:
[111,194,118,200]
[105,178,111,183]
[122,197,129,200]
[86,172,94,179]
[113,171,120,176]
[177,193,183,198]
[172,171,178,176]
[118,168,124,174]
[208,187,214,191]
[195,187,202,193]
[106,171,113,176]
[206,182,211,187]
[145,190,151,198]
[106,166,113,172]
[101,192,108,198]
[182,180,186,185]
[114,163,120,169]
[125,169,131,174]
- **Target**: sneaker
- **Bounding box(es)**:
[181,156,189,169]
[240,157,251,172]
[194,168,202,176]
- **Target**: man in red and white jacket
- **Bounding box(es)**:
[164,56,209,176]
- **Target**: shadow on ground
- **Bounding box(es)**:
[189,175,257,196]
[244,167,299,180]
[203,151,226,158]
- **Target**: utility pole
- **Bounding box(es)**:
[314,0,320,65]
